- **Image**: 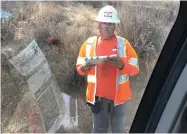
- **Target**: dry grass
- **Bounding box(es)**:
[1,1,98,97]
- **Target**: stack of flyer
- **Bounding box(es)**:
[85,54,117,64]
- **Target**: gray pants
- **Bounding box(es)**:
[91,97,126,133]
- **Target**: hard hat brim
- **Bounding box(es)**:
[95,18,120,23]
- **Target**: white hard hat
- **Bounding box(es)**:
[95,5,120,23]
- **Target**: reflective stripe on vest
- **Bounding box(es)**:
[115,36,129,106]
[117,36,126,57]
[119,74,129,84]
[87,75,96,83]
[86,36,97,57]
[86,36,97,104]
[116,36,128,91]
[129,58,139,68]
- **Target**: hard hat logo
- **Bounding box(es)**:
[95,5,120,23]
[104,12,112,17]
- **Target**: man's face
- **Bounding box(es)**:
[98,22,115,39]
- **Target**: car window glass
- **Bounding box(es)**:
[1,1,180,133]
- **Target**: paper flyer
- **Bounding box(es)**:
[85,54,117,64]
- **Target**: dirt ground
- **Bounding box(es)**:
[2,91,46,133]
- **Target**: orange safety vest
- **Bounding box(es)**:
[76,35,139,106]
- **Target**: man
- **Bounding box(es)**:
[76,5,139,133]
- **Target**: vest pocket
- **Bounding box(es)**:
[116,80,131,104]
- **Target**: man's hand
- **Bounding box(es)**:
[104,56,124,70]
[80,63,96,73]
